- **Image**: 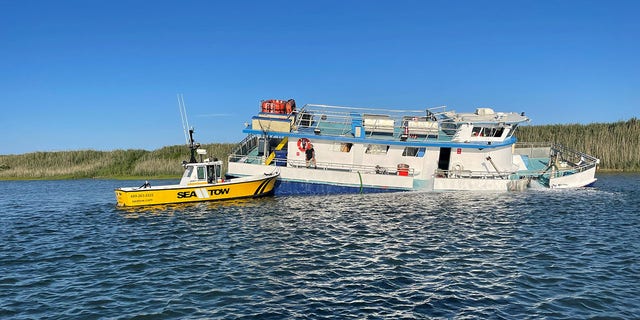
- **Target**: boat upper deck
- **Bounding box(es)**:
[244,103,530,146]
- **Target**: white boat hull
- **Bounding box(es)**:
[228,162,414,194]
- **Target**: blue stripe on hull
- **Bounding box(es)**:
[225,174,408,195]
[273,179,404,196]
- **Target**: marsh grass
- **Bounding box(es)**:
[0,143,236,180]
[516,118,639,171]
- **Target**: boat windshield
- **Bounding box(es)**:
[182,166,193,179]
[196,166,206,180]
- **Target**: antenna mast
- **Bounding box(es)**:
[177,94,199,163]
[177,93,190,145]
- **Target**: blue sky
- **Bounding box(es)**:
[1,0,638,154]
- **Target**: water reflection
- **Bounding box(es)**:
[116,196,279,218]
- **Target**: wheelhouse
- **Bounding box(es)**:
[179,160,223,185]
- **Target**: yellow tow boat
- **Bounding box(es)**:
[115,128,279,207]
[115,165,278,207]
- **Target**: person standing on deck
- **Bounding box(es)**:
[305,143,316,169]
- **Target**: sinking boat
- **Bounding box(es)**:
[226,99,599,194]
[115,129,278,207]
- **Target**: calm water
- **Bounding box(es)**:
[1,174,639,319]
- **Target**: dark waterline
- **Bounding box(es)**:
[1,174,639,319]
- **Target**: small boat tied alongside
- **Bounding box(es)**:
[115,128,279,207]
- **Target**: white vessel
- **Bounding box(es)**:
[227,100,599,195]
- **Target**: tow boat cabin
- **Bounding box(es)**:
[180,158,224,185]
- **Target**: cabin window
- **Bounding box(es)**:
[183,166,193,179]
[402,147,426,157]
[197,166,206,180]
[207,166,216,183]
[331,143,353,152]
[214,164,221,178]
[441,122,458,136]
[365,144,389,154]
[472,126,506,137]
[206,164,222,183]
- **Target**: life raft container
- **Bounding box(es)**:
[261,99,284,113]
[261,99,296,114]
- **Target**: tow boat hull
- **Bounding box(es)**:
[115,173,278,207]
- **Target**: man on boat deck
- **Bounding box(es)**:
[305,143,316,169]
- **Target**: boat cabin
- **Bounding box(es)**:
[179,160,223,185]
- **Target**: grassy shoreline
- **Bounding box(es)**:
[516,118,639,171]
[0,143,236,181]
[1,119,638,180]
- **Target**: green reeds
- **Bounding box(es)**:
[0,143,236,180]
[516,118,639,172]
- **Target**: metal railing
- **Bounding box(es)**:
[231,134,258,157]
[227,153,416,176]
[293,104,451,141]
[515,142,599,174]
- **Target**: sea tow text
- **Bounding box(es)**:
[176,188,230,198]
